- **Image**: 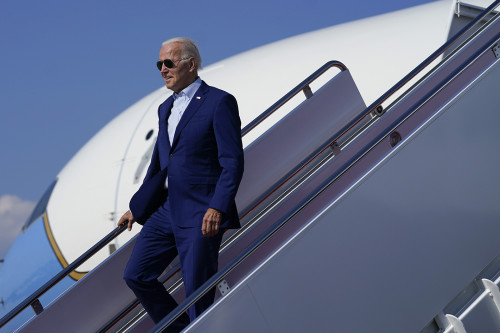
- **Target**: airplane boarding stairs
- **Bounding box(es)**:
[159,4,500,331]
[11,60,370,332]
[4,2,500,332]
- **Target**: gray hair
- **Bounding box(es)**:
[162,37,202,70]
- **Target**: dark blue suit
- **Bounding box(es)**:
[124,81,244,329]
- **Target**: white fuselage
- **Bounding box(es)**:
[45,1,453,273]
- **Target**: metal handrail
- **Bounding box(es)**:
[364,0,500,118]
[0,223,129,328]
[152,2,500,332]
[241,60,347,136]
[227,0,500,247]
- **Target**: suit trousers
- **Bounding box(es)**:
[123,198,224,331]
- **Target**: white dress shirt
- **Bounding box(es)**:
[167,77,202,145]
[165,77,202,188]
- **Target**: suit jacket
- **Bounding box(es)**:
[130,81,244,229]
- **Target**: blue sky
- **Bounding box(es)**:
[0,0,435,255]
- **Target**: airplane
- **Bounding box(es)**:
[1,0,500,331]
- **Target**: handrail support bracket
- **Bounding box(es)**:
[30,299,44,315]
[493,43,500,58]
[330,142,341,156]
[302,85,313,99]
[217,280,231,297]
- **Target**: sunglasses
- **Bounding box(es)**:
[156,57,190,71]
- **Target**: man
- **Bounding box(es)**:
[118,37,244,330]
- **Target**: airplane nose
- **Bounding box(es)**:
[0,213,76,332]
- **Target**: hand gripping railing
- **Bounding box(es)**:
[151,1,500,332]
[0,223,129,328]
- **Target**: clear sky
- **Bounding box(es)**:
[0,0,436,256]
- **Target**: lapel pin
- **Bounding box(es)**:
[196,96,201,99]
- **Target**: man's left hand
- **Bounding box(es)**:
[202,208,222,237]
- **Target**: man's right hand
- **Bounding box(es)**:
[118,210,135,231]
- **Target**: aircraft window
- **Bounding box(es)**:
[145,129,154,141]
[23,179,58,231]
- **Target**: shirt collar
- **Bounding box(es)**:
[173,77,202,101]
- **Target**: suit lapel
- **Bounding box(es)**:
[170,82,209,151]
